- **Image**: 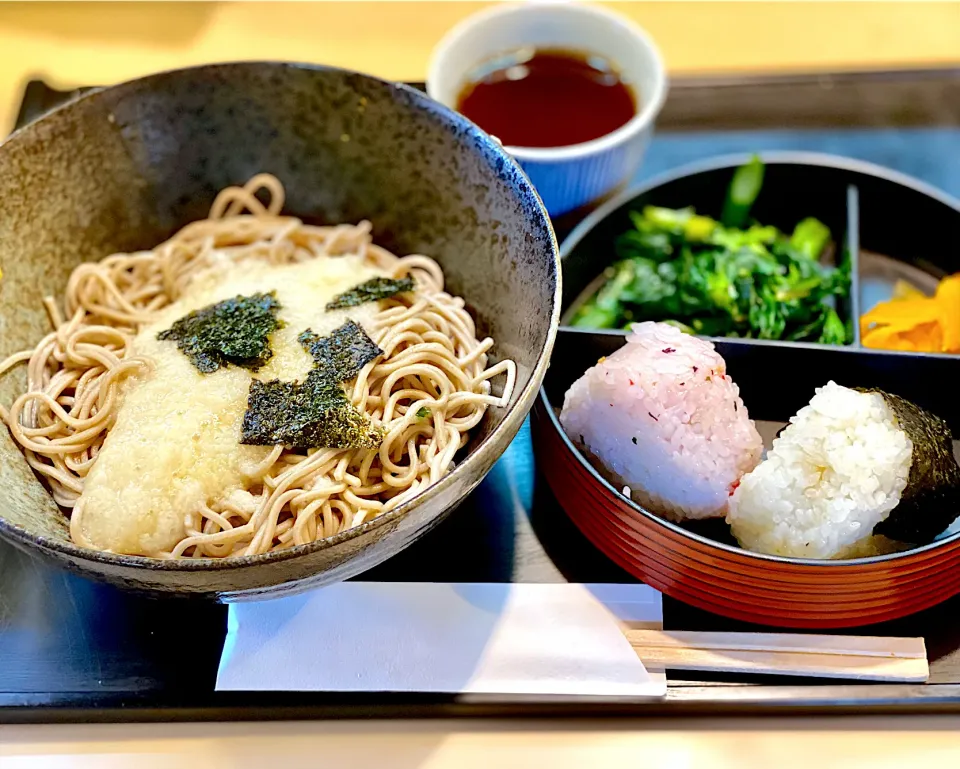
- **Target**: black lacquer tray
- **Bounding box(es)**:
[3,68,960,723]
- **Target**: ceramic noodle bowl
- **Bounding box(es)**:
[0,62,560,600]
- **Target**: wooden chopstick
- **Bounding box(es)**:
[633,647,928,682]
[626,629,926,659]
[624,629,928,682]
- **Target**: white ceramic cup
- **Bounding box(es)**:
[427,1,668,218]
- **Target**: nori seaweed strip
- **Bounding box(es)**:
[298,320,382,382]
[242,321,386,450]
[860,389,960,545]
[326,276,415,310]
[241,369,384,450]
[158,292,282,373]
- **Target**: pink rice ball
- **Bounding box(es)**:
[560,322,763,521]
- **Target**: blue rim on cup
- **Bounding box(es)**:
[427,1,668,218]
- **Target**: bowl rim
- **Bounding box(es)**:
[548,150,960,568]
[560,150,960,257]
[0,59,562,573]
[425,0,669,162]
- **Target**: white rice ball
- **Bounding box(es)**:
[727,381,913,559]
[560,322,763,521]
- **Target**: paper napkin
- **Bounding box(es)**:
[217,582,665,698]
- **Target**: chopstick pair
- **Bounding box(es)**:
[624,628,929,682]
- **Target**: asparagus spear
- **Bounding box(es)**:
[721,154,765,228]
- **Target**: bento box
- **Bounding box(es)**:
[533,152,960,628]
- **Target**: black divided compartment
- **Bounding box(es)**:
[857,170,960,277]
[556,153,960,437]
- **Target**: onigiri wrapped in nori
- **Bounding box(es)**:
[728,381,960,559]
[560,322,763,522]
[866,389,960,546]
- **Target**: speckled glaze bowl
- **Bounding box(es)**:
[0,62,560,600]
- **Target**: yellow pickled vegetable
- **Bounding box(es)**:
[936,274,960,351]
[861,273,960,353]
[891,279,925,301]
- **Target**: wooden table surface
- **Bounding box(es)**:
[5,717,960,767]
[2,1,960,764]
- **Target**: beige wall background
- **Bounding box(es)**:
[1,1,959,130]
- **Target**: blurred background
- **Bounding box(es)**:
[2,1,959,132]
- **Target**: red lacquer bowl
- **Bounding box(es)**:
[538,154,960,629]
[533,394,960,629]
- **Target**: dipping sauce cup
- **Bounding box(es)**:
[428,2,668,218]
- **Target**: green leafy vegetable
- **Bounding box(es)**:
[820,308,848,346]
[416,406,431,419]
[158,292,282,373]
[326,276,415,310]
[570,159,851,346]
[790,217,832,260]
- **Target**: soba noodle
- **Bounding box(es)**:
[0,174,516,559]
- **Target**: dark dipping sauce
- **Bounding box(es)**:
[456,48,637,148]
